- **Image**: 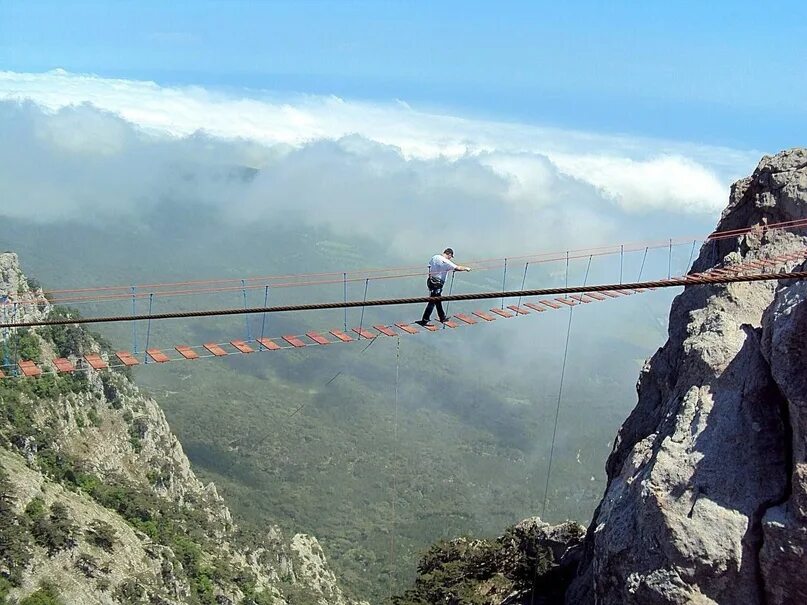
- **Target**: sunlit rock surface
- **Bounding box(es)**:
[567,148,807,604]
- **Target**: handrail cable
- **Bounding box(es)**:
[22,216,807,302]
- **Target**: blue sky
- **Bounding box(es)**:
[2,0,805,150]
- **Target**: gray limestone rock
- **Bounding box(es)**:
[567,148,807,604]
[759,277,807,605]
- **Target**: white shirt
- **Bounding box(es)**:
[428,254,458,282]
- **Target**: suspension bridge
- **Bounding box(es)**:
[1,217,806,379]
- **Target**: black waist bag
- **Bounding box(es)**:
[427,276,445,290]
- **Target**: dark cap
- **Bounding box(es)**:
[443,247,454,255]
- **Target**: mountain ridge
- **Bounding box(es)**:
[0,252,366,605]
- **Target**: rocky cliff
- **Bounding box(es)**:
[567,148,807,604]
[0,252,364,605]
[391,149,807,605]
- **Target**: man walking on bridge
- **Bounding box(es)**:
[416,248,471,326]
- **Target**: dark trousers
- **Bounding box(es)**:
[422,278,445,322]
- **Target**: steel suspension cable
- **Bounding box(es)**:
[517,262,530,309]
[30,217,807,303]
[259,285,270,350]
[564,251,569,299]
[501,258,508,309]
[620,244,624,284]
[357,279,370,339]
[668,239,673,279]
[343,272,348,333]
[143,294,154,364]
[444,271,456,322]
[541,255,592,520]
[637,247,649,282]
[686,240,698,274]
[3,270,806,329]
[241,279,251,342]
[131,286,138,354]
[389,336,400,600]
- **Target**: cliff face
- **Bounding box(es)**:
[567,148,807,604]
[0,252,364,605]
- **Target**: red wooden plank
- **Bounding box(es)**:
[507,305,530,315]
[329,329,354,343]
[257,337,281,350]
[423,323,439,331]
[84,354,108,370]
[599,291,623,298]
[116,351,140,366]
[569,295,591,304]
[146,349,170,363]
[18,361,42,377]
[175,346,199,360]
[441,319,459,328]
[523,302,547,312]
[230,340,255,353]
[373,325,397,337]
[614,290,635,296]
[204,343,228,357]
[743,260,766,269]
[581,292,607,301]
[539,299,563,309]
[395,323,419,334]
[555,298,579,307]
[53,357,75,373]
[306,331,331,345]
[472,311,496,321]
[352,327,376,340]
[455,313,478,324]
[490,307,515,318]
[282,335,307,348]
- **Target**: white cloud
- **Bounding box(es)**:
[0,69,760,216]
[549,153,729,213]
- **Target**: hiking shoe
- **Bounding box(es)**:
[438,316,452,323]
[415,320,432,327]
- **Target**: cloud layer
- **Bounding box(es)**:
[0,69,760,214]
[0,69,766,261]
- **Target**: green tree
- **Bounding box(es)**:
[19,584,62,605]
[85,519,117,552]
[29,501,77,555]
[0,470,32,585]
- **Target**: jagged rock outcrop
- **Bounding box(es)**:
[567,148,807,604]
[392,517,585,605]
[0,252,366,604]
[759,256,807,604]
